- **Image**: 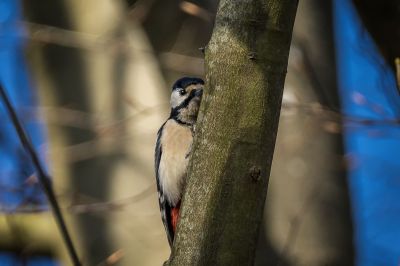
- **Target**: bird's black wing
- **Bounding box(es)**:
[155,122,175,247]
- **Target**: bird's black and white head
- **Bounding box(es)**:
[170,77,204,126]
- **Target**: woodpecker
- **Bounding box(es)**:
[155,77,204,247]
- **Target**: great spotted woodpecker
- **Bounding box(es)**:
[155,77,204,247]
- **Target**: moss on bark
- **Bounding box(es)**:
[169,0,298,265]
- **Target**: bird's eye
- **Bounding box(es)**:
[179,88,186,95]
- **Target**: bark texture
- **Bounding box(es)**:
[169,1,298,265]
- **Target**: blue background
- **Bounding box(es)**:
[0,0,399,265]
[334,0,400,265]
[0,0,55,265]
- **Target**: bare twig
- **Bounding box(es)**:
[128,0,158,23]
[96,249,125,266]
[69,184,155,214]
[179,1,213,22]
[0,84,81,266]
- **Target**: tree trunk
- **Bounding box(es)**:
[169,1,298,265]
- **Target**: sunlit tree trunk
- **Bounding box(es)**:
[169,0,298,265]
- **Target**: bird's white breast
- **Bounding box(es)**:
[158,119,193,206]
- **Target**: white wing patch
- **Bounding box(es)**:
[158,119,193,206]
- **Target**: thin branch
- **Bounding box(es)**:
[0,84,81,266]
[68,184,155,214]
[128,0,158,23]
[96,249,125,266]
[179,1,213,22]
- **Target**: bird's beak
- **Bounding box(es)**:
[194,88,203,97]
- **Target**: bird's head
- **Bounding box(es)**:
[170,77,204,125]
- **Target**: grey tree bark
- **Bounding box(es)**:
[169,1,298,265]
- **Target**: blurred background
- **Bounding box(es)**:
[0,0,399,265]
